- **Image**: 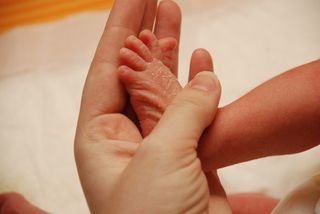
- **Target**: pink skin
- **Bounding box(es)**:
[119,29,320,171]
[227,193,279,214]
[198,60,320,170]
[0,33,278,213]
[118,29,182,136]
[0,192,47,214]
[0,32,282,214]
[118,31,279,212]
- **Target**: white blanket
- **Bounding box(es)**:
[0,0,319,213]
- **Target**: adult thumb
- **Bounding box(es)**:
[145,71,221,150]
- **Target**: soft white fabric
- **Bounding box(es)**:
[0,0,319,213]
[272,174,320,214]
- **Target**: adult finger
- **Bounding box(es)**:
[148,71,221,150]
[80,0,156,122]
[93,0,149,64]
[206,172,232,214]
[154,0,181,76]
[140,0,158,31]
[189,48,214,82]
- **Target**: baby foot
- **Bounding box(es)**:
[118,30,182,136]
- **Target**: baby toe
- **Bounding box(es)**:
[119,48,146,71]
[139,29,162,59]
[159,37,177,53]
[118,65,139,85]
[158,37,177,68]
[125,35,153,62]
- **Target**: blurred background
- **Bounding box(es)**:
[0,0,319,213]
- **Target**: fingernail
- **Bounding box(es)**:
[189,71,219,91]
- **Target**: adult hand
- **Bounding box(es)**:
[74,0,185,213]
[74,0,241,212]
[108,71,224,213]
[74,0,234,212]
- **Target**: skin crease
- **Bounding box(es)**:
[75,0,235,213]
[77,0,318,212]
[116,12,320,212]
[3,0,318,213]
[116,29,283,212]
[118,29,182,136]
[75,0,248,213]
[115,16,320,171]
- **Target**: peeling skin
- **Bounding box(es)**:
[118,30,320,213]
[118,30,182,136]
